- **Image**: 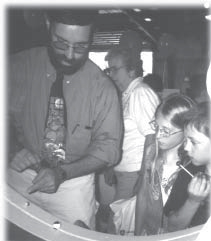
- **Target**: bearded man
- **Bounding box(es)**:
[7,9,122,229]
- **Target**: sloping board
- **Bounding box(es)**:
[4,185,203,241]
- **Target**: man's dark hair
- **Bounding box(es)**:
[46,9,98,26]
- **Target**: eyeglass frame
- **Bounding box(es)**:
[50,26,91,54]
[104,65,126,75]
[149,120,183,138]
[51,40,90,53]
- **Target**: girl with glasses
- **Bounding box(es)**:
[108,94,196,235]
[135,93,197,235]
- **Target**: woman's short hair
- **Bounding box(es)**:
[105,46,143,77]
[155,93,195,129]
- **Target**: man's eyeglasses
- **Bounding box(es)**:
[104,66,125,75]
[52,41,90,54]
[149,120,183,138]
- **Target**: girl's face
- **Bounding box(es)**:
[155,112,184,150]
[184,125,211,166]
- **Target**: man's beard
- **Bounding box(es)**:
[48,47,88,75]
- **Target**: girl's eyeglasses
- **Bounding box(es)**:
[149,120,182,138]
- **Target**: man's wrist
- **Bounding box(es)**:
[53,165,67,184]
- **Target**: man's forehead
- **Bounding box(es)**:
[52,22,92,32]
[51,23,92,41]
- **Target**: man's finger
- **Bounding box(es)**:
[27,182,41,194]
[27,180,54,194]
[205,181,211,194]
[31,170,45,184]
[27,178,46,194]
[10,161,20,171]
[10,160,26,172]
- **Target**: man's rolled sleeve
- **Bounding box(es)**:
[86,84,123,167]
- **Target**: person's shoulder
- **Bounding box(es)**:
[23,46,48,59]
[131,77,149,90]
[85,59,106,78]
[85,59,115,88]
[12,46,46,55]
[11,46,48,62]
[137,78,155,90]
[133,78,159,99]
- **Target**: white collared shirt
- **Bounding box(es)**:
[114,77,160,172]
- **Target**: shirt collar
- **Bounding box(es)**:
[122,77,143,97]
[46,51,57,81]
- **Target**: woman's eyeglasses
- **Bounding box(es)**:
[104,66,125,75]
[149,120,183,138]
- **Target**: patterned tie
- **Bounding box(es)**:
[41,71,67,167]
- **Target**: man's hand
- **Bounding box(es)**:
[10,148,41,172]
[27,167,62,194]
[188,172,210,203]
[104,167,116,186]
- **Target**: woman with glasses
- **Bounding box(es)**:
[134,93,197,235]
[102,45,159,233]
[103,46,160,202]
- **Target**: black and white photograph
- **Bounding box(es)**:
[2,0,211,240]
